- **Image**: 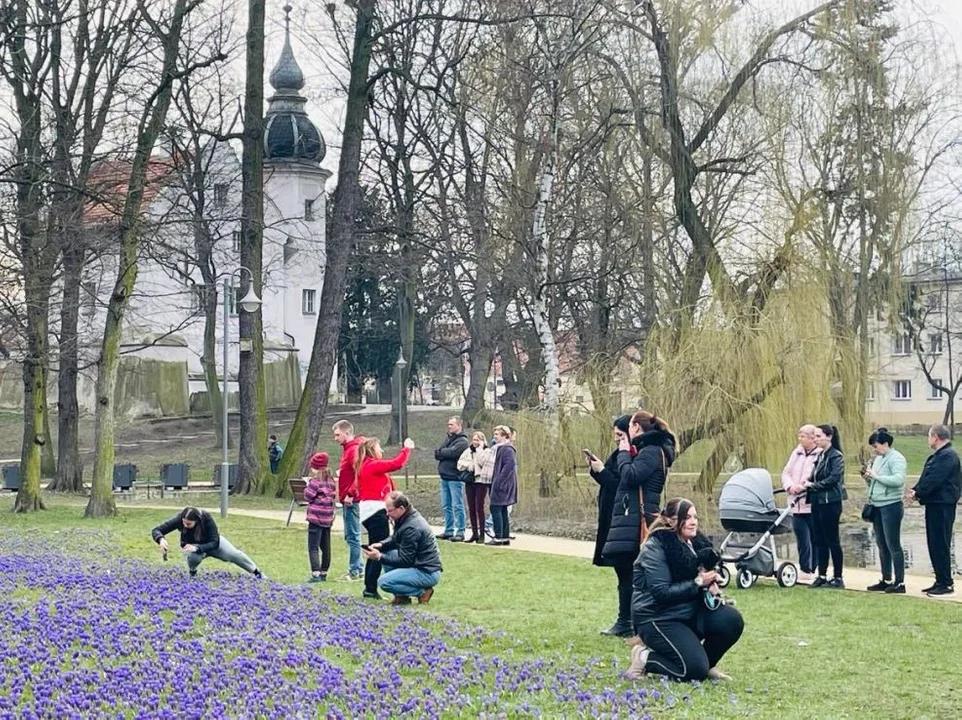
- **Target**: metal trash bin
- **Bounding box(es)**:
[113,463,137,491]
[2,465,20,491]
[160,463,189,490]
[213,464,237,490]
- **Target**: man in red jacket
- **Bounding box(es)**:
[333,419,365,581]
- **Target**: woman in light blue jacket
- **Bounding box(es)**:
[863,428,907,594]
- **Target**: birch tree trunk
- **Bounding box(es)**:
[85,0,195,517]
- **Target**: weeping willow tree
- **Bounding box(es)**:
[636,265,839,495]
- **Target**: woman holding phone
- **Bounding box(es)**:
[587,415,634,637]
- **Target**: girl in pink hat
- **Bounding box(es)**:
[305,452,336,582]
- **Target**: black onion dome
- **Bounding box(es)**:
[263,4,325,164]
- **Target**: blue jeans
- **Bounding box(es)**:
[342,504,363,575]
[440,480,465,535]
[792,512,814,573]
[378,566,441,598]
[491,504,510,539]
[872,502,905,583]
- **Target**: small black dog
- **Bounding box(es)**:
[696,547,734,609]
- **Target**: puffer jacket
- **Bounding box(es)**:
[590,449,620,567]
[808,446,847,505]
[436,432,470,480]
[151,509,220,554]
[632,530,715,625]
[602,429,676,561]
[379,508,443,573]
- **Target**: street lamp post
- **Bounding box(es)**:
[395,348,408,486]
[221,267,262,518]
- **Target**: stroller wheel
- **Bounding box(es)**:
[716,564,731,588]
[776,562,798,588]
[736,568,756,590]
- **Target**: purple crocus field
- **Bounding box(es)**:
[0,529,696,719]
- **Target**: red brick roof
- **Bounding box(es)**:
[84,158,176,224]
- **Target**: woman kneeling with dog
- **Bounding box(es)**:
[627,498,744,682]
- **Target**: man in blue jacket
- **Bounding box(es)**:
[909,424,962,597]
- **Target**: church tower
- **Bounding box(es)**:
[261,3,331,388]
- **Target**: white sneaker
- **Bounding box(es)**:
[707,667,732,682]
[626,644,650,680]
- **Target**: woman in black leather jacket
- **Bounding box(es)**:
[803,424,847,589]
[627,498,744,682]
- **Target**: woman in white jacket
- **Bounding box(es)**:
[457,431,490,544]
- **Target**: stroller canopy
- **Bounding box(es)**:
[719,468,777,515]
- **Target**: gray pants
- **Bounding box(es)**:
[185,536,257,575]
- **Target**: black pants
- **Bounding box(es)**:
[363,510,391,594]
[638,605,744,681]
[925,503,957,587]
[613,556,634,626]
[308,524,332,574]
[491,504,510,540]
[792,512,815,574]
[811,501,843,579]
[871,502,904,583]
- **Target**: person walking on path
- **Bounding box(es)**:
[487,426,518,546]
[863,428,907,594]
[588,415,635,637]
[804,424,847,589]
[356,437,416,599]
[457,431,490,543]
[363,491,442,605]
[333,420,365,581]
[781,424,820,582]
[151,507,263,578]
[435,417,470,542]
[304,452,336,583]
[909,424,962,597]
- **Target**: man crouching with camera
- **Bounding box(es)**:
[362,492,443,605]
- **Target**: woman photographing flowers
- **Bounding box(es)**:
[627,498,744,682]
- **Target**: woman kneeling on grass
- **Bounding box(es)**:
[151,507,263,578]
[627,498,743,682]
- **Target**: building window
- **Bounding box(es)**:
[284,237,298,265]
[190,284,209,314]
[302,288,316,315]
[929,333,943,355]
[930,381,944,400]
[893,380,911,400]
[867,336,876,357]
[925,292,941,311]
[304,198,315,221]
[232,230,241,253]
[867,381,875,401]
[892,333,912,356]
[214,183,229,208]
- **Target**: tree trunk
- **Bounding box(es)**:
[278,0,377,482]
[50,244,85,492]
[15,292,49,513]
[462,342,493,425]
[85,0,192,518]
[201,283,226,449]
[235,0,269,495]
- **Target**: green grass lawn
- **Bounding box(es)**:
[2,497,958,718]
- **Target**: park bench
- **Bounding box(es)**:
[286,478,308,527]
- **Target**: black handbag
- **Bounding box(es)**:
[861,478,877,522]
[458,469,475,484]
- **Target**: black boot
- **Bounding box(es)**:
[600,620,633,637]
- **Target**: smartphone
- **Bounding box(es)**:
[361,544,371,551]
[583,449,595,460]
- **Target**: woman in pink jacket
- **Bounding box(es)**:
[781,424,820,581]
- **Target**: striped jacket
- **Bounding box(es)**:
[304,474,336,527]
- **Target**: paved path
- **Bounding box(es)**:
[132,503,960,604]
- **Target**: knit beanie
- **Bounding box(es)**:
[309,452,329,470]
[613,415,631,434]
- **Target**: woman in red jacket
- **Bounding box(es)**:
[355,436,415,599]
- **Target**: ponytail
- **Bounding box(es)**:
[817,424,843,453]
[630,410,678,452]
[644,497,693,542]
[354,438,379,477]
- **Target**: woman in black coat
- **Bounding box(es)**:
[802,424,847,589]
[588,415,633,637]
[602,410,677,556]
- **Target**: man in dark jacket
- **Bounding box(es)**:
[910,424,962,596]
[434,416,470,541]
[364,491,442,605]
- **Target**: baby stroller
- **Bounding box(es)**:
[715,468,799,590]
